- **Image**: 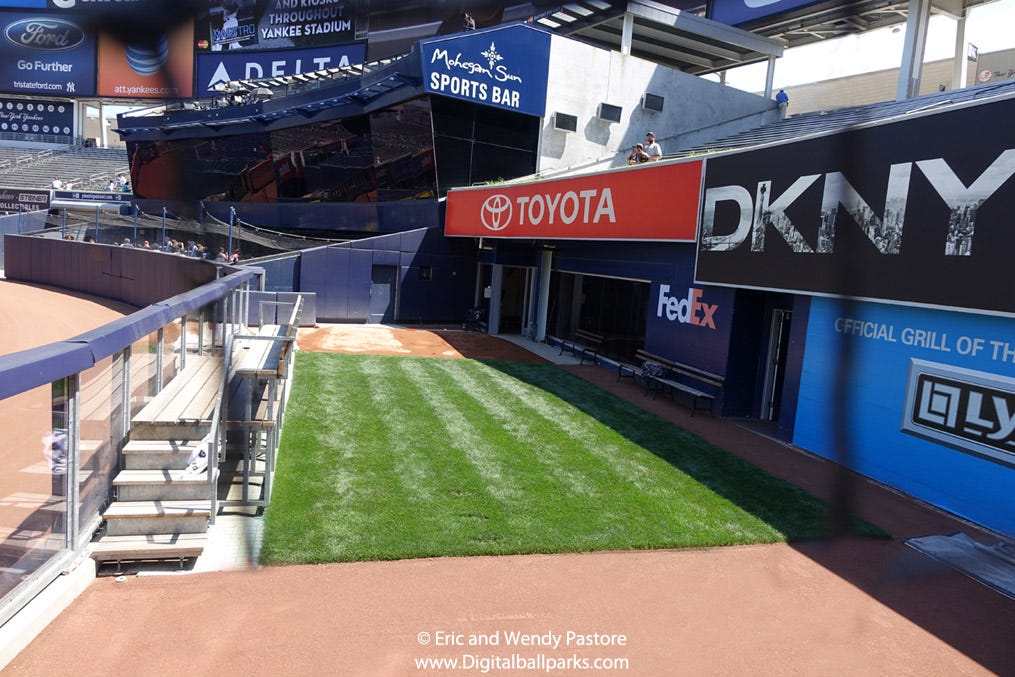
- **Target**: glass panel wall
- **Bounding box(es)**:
[128,99,437,204]
[0,385,67,601]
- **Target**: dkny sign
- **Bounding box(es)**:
[695,96,1015,315]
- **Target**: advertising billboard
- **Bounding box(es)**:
[0,96,72,136]
[695,97,1015,315]
[794,297,1015,537]
[194,0,358,53]
[97,20,194,98]
[709,0,828,27]
[0,186,49,212]
[0,10,96,96]
[420,23,551,118]
[195,42,365,95]
[446,160,703,241]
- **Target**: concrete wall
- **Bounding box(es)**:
[539,35,781,172]
[776,47,1015,115]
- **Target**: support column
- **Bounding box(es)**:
[620,12,633,56]
[896,0,932,101]
[763,57,776,99]
[488,264,503,335]
[952,12,969,90]
[534,250,552,342]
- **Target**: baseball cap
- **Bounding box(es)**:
[646,131,655,137]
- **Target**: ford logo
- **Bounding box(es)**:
[4,18,86,52]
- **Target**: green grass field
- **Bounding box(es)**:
[260,353,881,565]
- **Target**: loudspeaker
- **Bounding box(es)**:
[642,93,664,113]
[553,112,578,132]
[597,103,622,123]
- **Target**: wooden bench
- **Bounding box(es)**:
[225,295,303,504]
[130,355,224,440]
[558,329,606,365]
[619,349,724,417]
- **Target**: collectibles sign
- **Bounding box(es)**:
[0,187,49,212]
[445,160,703,241]
[0,10,96,96]
[695,97,1015,315]
[196,42,365,95]
[420,24,551,118]
[194,0,358,53]
[0,96,72,136]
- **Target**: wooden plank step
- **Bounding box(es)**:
[102,500,211,536]
[132,356,223,427]
[90,533,207,562]
[113,469,215,501]
[122,439,206,470]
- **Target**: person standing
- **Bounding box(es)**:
[644,132,662,161]
[626,143,649,165]
[776,89,789,118]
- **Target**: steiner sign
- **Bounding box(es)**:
[445,160,703,241]
[420,24,551,118]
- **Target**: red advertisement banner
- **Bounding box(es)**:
[445,160,703,241]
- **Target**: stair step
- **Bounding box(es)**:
[90,533,207,563]
[113,468,215,501]
[102,500,211,536]
[122,439,207,470]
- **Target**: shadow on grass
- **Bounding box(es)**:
[484,359,887,542]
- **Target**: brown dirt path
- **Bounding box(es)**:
[4,323,1013,676]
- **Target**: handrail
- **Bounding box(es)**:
[206,325,234,525]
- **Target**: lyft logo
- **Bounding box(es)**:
[656,285,717,329]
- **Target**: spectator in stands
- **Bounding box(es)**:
[644,132,662,161]
[108,179,117,191]
[121,237,134,248]
[216,247,229,262]
[83,235,95,243]
[463,12,476,30]
[627,143,649,165]
[230,249,241,264]
[116,173,127,189]
[52,177,63,189]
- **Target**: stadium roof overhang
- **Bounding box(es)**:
[537,0,997,72]
[536,0,784,75]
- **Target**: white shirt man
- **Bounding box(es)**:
[644,132,662,161]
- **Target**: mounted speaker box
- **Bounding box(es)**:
[553,112,578,132]
[597,103,622,123]
[642,93,664,113]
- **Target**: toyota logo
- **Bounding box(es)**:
[480,194,512,231]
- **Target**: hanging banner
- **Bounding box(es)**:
[446,160,702,241]
[194,0,359,53]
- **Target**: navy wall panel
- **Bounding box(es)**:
[347,249,373,321]
[777,295,810,441]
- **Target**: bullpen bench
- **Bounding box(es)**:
[558,329,606,365]
[619,349,724,416]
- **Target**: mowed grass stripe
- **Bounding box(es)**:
[262,353,883,564]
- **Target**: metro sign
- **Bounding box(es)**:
[446,160,703,241]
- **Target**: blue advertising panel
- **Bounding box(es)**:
[0,96,72,136]
[8,0,47,7]
[794,298,1015,537]
[0,11,96,96]
[643,247,735,376]
[194,0,358,53]
[709,0,828,26]
[420,23,551,117]
[196,42,365,95]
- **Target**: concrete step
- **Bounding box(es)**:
[90,533,207,563]
[122,439,207,470]
[113,468,216,502]
[102,500,211,536]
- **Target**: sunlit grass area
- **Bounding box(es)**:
[261,353,883,565]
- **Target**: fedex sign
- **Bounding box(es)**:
[657,285,718,329]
